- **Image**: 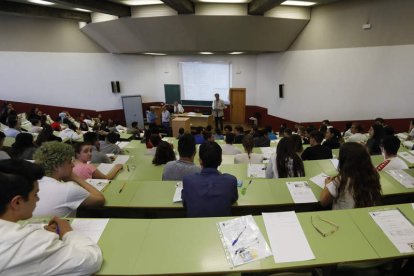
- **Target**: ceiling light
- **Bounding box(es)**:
[120,0,163,5]
[197,0,250,3]
[74,8,92,12]
[200,52,214,55]
[281,1,316,6]
[28,0,54,5]
[144,52,167,56]
[229,52,244,55]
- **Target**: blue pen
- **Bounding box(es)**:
[232,226,246,246]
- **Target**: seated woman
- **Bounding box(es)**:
[152,141,176,166]
[72,142,122,180]
[35,124,62,146]
[366,124,384,155]
[320,142,382,210]
[9,133,37,160]
[322,127,342,150]
[234,135,264,164]
[265,137,305,179]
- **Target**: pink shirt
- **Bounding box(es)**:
[73,163,96,180]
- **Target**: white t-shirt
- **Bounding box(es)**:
[234,153,264,164]
[326,178,355,210]
[33,176,90,217]
[221,144,242,155]
[346,133,368,143]
[379,157,409,171]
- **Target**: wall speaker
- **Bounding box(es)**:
[279,84,284,98]
[111,81,121,93]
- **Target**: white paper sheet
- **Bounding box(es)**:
[217,215,272,267]
[248,164,266,178]
[330,159,339,169]
[86,179,110,191]
[309,173,328,189]
[260,147,275,159]
[370,209,414,253]
[116,141,130,149]
[403,141,414,150]
[71,219,109,244]
[397,133,408,140]
[262,211,315,263]
[173,181,183,202]
[97,163,115,175]
[113,155,130,164]
[386,170,414,188]
[398,152,414,163]
[286,181,318,203]
[410,150,414,155]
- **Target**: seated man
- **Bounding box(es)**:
[301,130,333,161]
[83,132,111,163]
[4,115,21,138]
[221,133,242,155]
[234,125,245,144]
[33,141,105,217]
[0,159,102,275]
[376,135,409,171]
[182,141,238,217]
[162,134,201,181]
[100,132,123,155]
[346,122,368,143]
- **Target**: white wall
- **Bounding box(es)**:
[257,45,414,122]
[0,52,257,111]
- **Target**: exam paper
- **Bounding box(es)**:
[116,141,130,149]
[397,133,408,140]
[263,211,315,263]
[286,181,318,203]
[309,173,327,189]
[173,182,183,203]
[97,163,115,175]
[248,164,266,178]
[260,147,275,159]
[370,209,414,253]
[398,152,414,164]
[386,170,414,188]
[217,215,272,267]
[330,159,339,169]
[113,155,130,164]
[86,179,110,192]
[71,219,109,244]
[403,141,414,150]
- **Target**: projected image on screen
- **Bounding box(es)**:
[179,62,231,103]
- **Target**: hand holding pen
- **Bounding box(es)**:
[44,217,72,239]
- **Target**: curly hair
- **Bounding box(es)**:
[336,142,382,208]
[33,141,74,176]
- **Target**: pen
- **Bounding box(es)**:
[119,183,127,193]
[232,226,246,246]
[126,165,130,172]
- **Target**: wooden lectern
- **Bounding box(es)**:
[172,117,190,137]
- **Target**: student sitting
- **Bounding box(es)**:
[59,122,82,141]
[28,119,43,134]
[223,125,233,136]
[407,119,414,141]
[221,133,242,155]
[266,137,305,179]
[145,134,162,156]
[266,125,277,141]
[0,159,102,275]
[100,132,123,155]
[320,142,382,210]
[162,134,201,181]
[35,124,62,146]
[194,126,205,145]
[322,127,342,150]
[176,127,185,140]
[234,135,264,164]
[182,141,238,217]
[9,133,37,160]
[0,131,10,160]
[291,134,304,156]
[50,116,63,131]
[4,115,21,138]
[301,130,333,161]
[213,128,224,140]
[346,122,368,143]
[234,125,245,144]
[366,124,384,155]
[253,129,271,147]
[152,141,176,166]
[33,141,105,217]
[127,121,142,139]
[73,142,122,180]
[376,135,408,171]
[83,132,111,163]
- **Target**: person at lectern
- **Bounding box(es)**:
[173,101,184,114]
[212,93,225,131]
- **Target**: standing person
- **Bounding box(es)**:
[161,105,171,135]
[320,142,382,209]
[162,134,201,181]
[212,93,225,131]
[0,159,103,275]
[146,107,157,129]
[182,141,238,217]
[173,101,184,114]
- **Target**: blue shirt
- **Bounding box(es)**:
[194,134,205,145]
[182,168,238,217]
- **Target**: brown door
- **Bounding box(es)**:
[229,88,246,124]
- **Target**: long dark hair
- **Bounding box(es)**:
[276,137,305,178]
[152,141,176,166]
[337,142,382,208]
[242,135,254,159]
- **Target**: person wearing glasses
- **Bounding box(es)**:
[320,142,382,210]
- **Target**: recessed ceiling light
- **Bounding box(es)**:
[229,52,244,55]
[197,0,250,3]
[144,52,167,56]
[74,8,92,12]
[28,0,54,5]
[281,1,316,6]
[120,0,163,5]
[200,52,214,55]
